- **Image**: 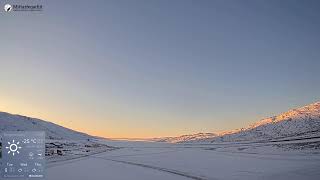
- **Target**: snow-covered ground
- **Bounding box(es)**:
[46,139,320,180]
[2,102,320,179]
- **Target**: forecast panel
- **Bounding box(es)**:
[1,131,45,178]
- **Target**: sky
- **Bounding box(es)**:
[0,0,320,138]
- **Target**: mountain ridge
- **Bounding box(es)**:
[1,101,319,143]
[150,133,217,143]
[0,111,92,140]
[155,101,320,143]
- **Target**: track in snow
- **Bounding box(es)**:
[92,156,216,180]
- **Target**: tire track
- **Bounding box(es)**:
[93,156,217,180]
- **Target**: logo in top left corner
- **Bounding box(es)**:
[4,4,12,12]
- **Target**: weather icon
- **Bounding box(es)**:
[6,139,22,156]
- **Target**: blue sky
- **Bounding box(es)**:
[0,0,320,138]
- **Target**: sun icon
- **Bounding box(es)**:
[6,139,22,156]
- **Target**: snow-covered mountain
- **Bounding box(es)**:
[0,111,92,140]
[151,133,217,143]
[213,101,320,142]
[161,101,320,143]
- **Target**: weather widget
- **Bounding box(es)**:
[1,131,45,178]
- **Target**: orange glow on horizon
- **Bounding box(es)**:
[0,99,194,139]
